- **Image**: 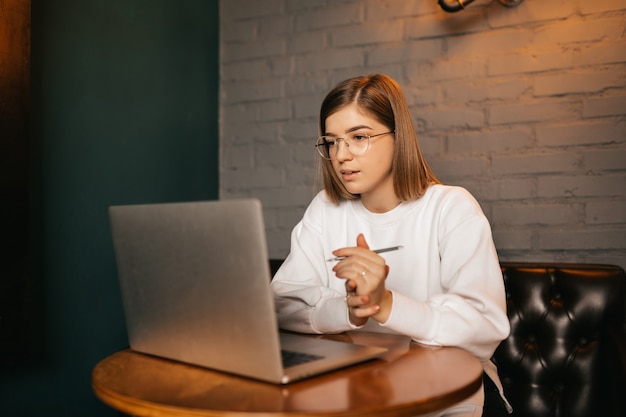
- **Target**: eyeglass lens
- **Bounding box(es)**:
[316,133,370,159]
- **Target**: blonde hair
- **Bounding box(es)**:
[318,74,440,204]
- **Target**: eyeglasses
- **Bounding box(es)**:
[315,131,394,160]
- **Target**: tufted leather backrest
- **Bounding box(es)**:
[494,263,626,417]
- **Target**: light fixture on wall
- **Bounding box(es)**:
[439,0,524,13]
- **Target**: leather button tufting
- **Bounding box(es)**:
[494,262,626,417]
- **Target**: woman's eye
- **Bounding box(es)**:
[352,134,368,142]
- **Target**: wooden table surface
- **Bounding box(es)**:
[92,331,483,417]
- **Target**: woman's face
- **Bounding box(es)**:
[325,103,398,213]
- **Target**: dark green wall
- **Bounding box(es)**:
[0,1,219,415]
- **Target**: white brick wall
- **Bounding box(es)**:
[220,0,626,270]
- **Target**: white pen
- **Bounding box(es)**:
[325,245,403,262]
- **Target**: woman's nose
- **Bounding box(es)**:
[334,139,352,161]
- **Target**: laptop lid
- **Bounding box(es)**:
[109,199,386,384]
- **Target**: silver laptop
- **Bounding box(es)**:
[109,199,386,384]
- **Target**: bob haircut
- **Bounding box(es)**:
[318,74,440,204]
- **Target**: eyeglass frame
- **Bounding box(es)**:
[314,130,395,160]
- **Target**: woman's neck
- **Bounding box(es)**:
[360,188,401,213]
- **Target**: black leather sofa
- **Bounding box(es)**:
[496,262,626,417]
[269,260,626,416]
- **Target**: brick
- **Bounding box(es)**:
[488,49,574,76]
[287,31,328,54]
[256,143,290,168]
[258,100,292,122]
[406,59,486,83]
[283,120,319,144]
[448,129,532,154]
[266,229,291,258]
[222,60,272,81]
[416,133,443,158]
[277,207,306,230]
[294,48,365,72]
[586,201,626,224]
[258,14,294,37]
[284,76,328,98]
[537,174,626,198]
[493,152,580,176]
[286,0,327,12]
[537,121,626,147]
[499,178,536,200]
[222,78,284,104]
[292,144,319,167]
[492,203,581,226]
[575,40,626,66]
[492,230,533,250]
[585,149,626,171]
[405,85,442,108]
[538,228,626,250]
[406,10,489,39]
[457,178,535,202]
[269,56,294,77]
[580,0,626,15]
[489,101,579,125]
[452,178,535,202]
[421,107,484,130]
[222,165,283,189]
[257,186,315,208]
[365,0,434,20]
[428,157,489,180]
[221,145,253,170]
[487,0,577,28]
[226,122,284,146]
[534,17,624,45]
[294,3,362,31]
[331,21,404,48]
[411,111,427,132]
[497,252,577,264]
[583,95,626,118]
[445,78,529,104]
[367,39,443,66]
[222,38,285,63]
[293,95,322,120]
[447,29,533,59]
[285,163,317,186]
[222,103,259,126]
[534,68,623,96]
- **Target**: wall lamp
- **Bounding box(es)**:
[439,0,524,13]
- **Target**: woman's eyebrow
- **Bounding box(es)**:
[347,125,373,133]
[325,125,373,136]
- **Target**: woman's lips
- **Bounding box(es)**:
[340,169,359,180]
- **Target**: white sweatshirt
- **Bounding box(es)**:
[271,185,512,414]
[271,184,510,361]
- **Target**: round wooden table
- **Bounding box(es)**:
[92,332,483,417]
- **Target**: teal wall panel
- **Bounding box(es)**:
[0,1,219,415]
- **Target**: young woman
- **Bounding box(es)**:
[270,74,511,416]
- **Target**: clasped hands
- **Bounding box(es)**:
[331,234,392,326]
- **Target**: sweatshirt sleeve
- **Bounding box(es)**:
[380,189,510,361]
[270,195,358,334]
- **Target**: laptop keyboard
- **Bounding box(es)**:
[281,349,324,368]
